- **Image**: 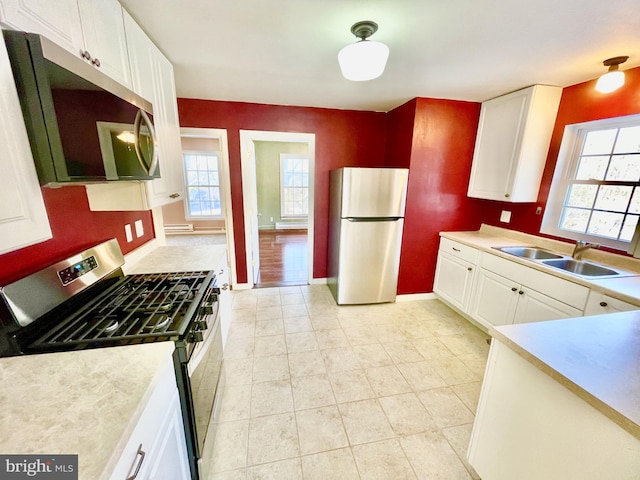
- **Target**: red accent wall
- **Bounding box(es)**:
[390,98,484,294]
[177,99,388,284]
[475,65,640,246]
[0,186,154,286]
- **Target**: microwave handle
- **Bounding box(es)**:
[133,109,159,177]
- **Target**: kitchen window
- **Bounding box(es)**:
[542,114,640,252]
[183,152,223,218]
[280,154,309,218]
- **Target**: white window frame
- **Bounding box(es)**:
[541,113,640,251]
[280,153,309,219]
[182,150,223,220]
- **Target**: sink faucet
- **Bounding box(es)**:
[572,240,600,260]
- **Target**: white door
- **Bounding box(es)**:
[513,288,583,324]
[472,269,519,326]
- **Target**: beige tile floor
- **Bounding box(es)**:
[200,285,490,480]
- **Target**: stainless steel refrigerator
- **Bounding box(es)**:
[327,167,409,305]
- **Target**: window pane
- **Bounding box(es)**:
[620,215,639,242]
[593,185,633,212]
[605,154,640,181]
[566,185,597,208]
[630,188,640,214]
[187,171,199,185]
[582,129,617,155]
[197,155,208,170]
[560,207,590,233]
[198,171,209,186]
[587,211,624,239]
[613,126,640,153]
[184,155,197,170]
[575,155,609,180]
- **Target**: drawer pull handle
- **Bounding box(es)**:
[222,283,229,290]
[599,301,608,307]
[169,193,181,199]
[452,247,461,252]
[518,290,524,295]
[91,57,101,67]
[81,50,91,61]
[511,287,518,292]
[467,267,472,272]
[505,193,511,198]
[127,444,146,480]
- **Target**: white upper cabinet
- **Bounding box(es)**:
[0,33,51,254]
[84,9,184,210]
[467,85,562,202]
[0,0,131,87]
[76,0,130,87]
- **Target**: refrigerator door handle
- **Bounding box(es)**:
[345,217,402,222]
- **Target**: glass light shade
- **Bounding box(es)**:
[338,39,389,81]
[595,70,625,93]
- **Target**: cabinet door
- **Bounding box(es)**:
[216,253,232,347]
[583,292,639,317]
[513,288,582,324]
[471,269,519,327]
[145,49,185,208]
[467,88,530,201]
[433,251,476,313]
[122,9,154,102]
[0,0,83,56]
[76,0,131,87]
[143,391,191,480]
[0,34,51,254]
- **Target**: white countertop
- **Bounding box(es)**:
[440,225,640,306]
[0,343,175,480]
[491,311,640,439]
[0,243,228,479]
[124,244,227,274]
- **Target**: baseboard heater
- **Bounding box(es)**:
[275,222,308,230]
[164,224,194,233]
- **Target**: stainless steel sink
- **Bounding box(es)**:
[541,258,620,277]
[495,246,564,260]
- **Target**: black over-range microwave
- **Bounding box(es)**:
[2,29,160,185]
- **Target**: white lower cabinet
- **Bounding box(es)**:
[216,252,232,348]
[109,355,190,480]
[470,252,588,328]
[433,238,479,314]
[583,291,639,316]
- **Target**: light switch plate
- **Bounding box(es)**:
[125,224,133,242]
[500,210,512,223]
[134,220,144,238]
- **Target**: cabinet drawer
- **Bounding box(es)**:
[439,237,479,264]
[584,291,640,316]
[481,253,589,310]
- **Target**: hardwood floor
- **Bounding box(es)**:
[257,229,308,287]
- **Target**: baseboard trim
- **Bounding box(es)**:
[396,292,438,302]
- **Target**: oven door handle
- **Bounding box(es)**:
[127,444,146,479]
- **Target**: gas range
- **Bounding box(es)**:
[0,239,217,357]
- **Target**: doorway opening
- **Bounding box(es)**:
[239,131,315,288]
[161,127,236,285]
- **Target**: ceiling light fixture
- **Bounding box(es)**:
[595,56,629,93]
[338,21,389,81]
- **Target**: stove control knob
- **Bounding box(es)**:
[189,330,204,343]
[201,303,214,315]
[195,320,208,331]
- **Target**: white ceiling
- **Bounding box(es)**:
[120,0,640,112]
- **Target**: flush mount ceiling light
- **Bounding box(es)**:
[595,56,629,93]
[338,21,389,81]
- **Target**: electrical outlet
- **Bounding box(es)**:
[270,217,274,222]
[500,210,512,223]
[125,224,133,242]
[536,206,543,215]
[134,220,144,238]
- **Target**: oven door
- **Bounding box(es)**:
[187,309,224,458]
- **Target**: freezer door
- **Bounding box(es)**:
[335,218,404,304]
[340,168,408,218]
